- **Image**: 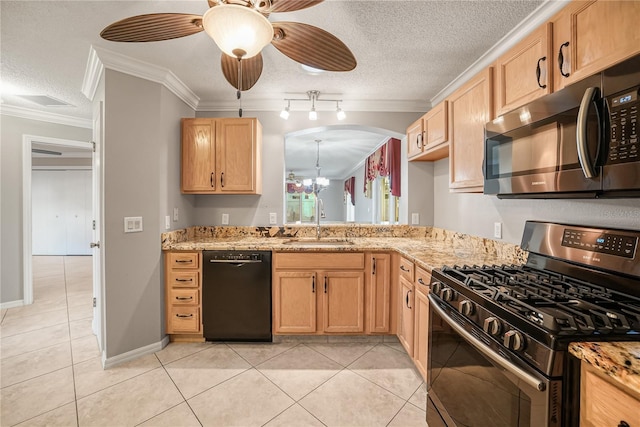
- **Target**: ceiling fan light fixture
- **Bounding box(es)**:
[202,4,273,59]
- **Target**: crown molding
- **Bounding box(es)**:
[198,98,428,113]
[82,46,200,109]
[0,104,92,129]
[430,0,570,107]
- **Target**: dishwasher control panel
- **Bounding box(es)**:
[207,252,263,262]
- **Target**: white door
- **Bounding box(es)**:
[92,101,105,353]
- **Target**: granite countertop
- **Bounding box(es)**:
[569,341,640,396]
[161,225,528,273]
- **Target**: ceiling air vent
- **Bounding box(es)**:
[16,95,73,107]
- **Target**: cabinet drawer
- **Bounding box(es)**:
[170,288,199,305]
[399,257,414,282]
[168,252,199,269]
[169,306,200,333]
[415,266,432,292]
[274,252,365,270]
[169,271,199,288]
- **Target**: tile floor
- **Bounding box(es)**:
[1,256,435,427]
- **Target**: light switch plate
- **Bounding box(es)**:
[165,216,171,230]
[124,216,143,233]
[173,207,179,222]
[494,222,502,239]
[221,213,229,225]
[411,213,420,225]
[269,212,277,225]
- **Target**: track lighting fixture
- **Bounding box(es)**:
[280,90,345,121]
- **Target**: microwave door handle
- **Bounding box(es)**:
[428,294,547,392]
[576,86,601,179]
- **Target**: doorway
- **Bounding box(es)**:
[22,134,103,355]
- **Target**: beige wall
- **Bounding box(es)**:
[0,115,91,303]
[101,70,195,358]
[433,158,640,244]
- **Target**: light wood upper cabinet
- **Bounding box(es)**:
[368,253,391,333]
[407,101,449,162]
[448,67,493,192]
[495,24,552,116]
[181,117,262,195]
[552,0,640,91]
[407,117,425,159]
[580,361,640,427]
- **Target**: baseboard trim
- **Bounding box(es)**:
[103,336,170,369]
[0,300,24,310]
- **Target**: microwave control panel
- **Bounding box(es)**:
[607,86,639,164]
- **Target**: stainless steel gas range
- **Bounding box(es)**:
[427,221,640,427]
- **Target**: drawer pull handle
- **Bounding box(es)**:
[175,259,193,264]
[176,313,194,318]
[418,278,425,285]
[175,278,193,282]
[175,296,193,301]
[400,265,410,272]
[618,422,629,427]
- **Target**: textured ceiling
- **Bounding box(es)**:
[0,0,544,121]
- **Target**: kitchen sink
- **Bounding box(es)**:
[282,238,354,246]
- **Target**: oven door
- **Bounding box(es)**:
[427,295,562,427]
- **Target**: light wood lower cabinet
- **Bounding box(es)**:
[412,266,432,381]
[580,361,640,427]
[164,251,203,340]
[272,252,367,335]
[398,276,415,357]
[368,253,391,333]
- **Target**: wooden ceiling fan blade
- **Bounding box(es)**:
[271,22,356,72]
[269,0,324,13]
[100,14,204,42]
[221,53,264,91]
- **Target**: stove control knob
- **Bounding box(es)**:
[504,330,525,351]
[483,317,502,336]
[459,300,475,316]
[440,287,455,302]
[432,282,443,295]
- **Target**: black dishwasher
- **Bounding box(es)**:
[202,251,272,342]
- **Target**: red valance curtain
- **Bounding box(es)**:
[344,176,356,205]
[363,137,401,197]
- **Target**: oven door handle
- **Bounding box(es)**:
[428,295,547,392]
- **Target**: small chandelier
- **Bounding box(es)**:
[280,90,346,121]
[202,4,273,60]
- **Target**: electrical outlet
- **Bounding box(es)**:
[411,213,420,225]
[221,213,229,225]
[165,216,171,230]
[173,207,179,222]
[494,222,502,239]
[269,212,277,225]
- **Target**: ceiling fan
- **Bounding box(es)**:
[100,0,357,101]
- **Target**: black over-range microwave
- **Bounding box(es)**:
[484,54,640,199]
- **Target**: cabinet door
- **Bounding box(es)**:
[495,24,552,116]
[273,271,317,333]
[553,1,640,91]
[413,288,429,381]
[322,271,365,333]
[407,117,425,159]
[181,118,216,193]
[369,254,391,333]
[448,67,493,192]
[217,118,259,193]
[398,277,415,356]
[422,100,449,160]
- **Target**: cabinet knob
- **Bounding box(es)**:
[618,421,630,427]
